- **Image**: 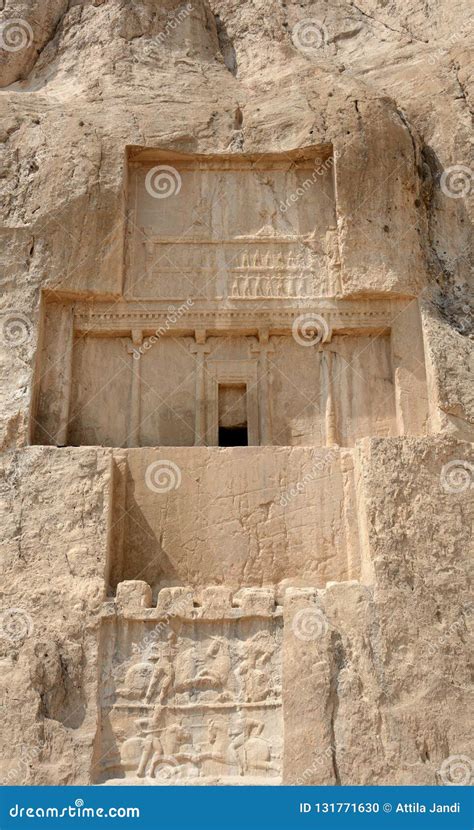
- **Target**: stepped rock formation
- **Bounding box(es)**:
[0,0,472,785]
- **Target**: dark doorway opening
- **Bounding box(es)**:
[218,425,248,446]
[217,383,248,446]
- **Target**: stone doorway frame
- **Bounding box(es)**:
[205,360,259,446]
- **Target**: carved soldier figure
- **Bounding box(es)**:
[229,717,278,776]
[135,715,196,780]
[199,718,231,777]
[144,634,175,705]
[199,637,231,693]
[236,631,275,702]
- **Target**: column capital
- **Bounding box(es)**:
[258,327,271,345]
[190,342,211,356]
[194,328,207,345]
[127,328,143,357]
[190,329,211,356]
[250,331,275,356]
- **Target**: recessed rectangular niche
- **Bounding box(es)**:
[107,447,361,595]
[126,147,339,301]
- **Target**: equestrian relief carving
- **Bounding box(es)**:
[97,584,283,784]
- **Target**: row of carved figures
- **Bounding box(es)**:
[238,252,313,268]
[229,274,314,298]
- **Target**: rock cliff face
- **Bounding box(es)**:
[0,0,472,786]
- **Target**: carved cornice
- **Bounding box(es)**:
[127,144,333,167]
[73,298,410,336]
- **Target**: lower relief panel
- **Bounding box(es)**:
[95,610,283,785]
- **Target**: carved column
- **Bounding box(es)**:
[321,346,339,447]
[56,306,74,446]
[250,328,275,446]
[190,329,211,446]
[126,328,143,448]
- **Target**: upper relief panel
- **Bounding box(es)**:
[125,148,339,302]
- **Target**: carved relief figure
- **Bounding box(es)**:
[117,662,154,701]
[144,638,175,704]
[199,718,231,777]
[199,638,232,691]
[230,717,279,776]
[116,633,175,705]
[236,631,279,702]
[138,719,197,779]
[121,715,198,780]
[174,637,232,701]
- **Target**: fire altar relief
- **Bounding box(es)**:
[95,584,283,785]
